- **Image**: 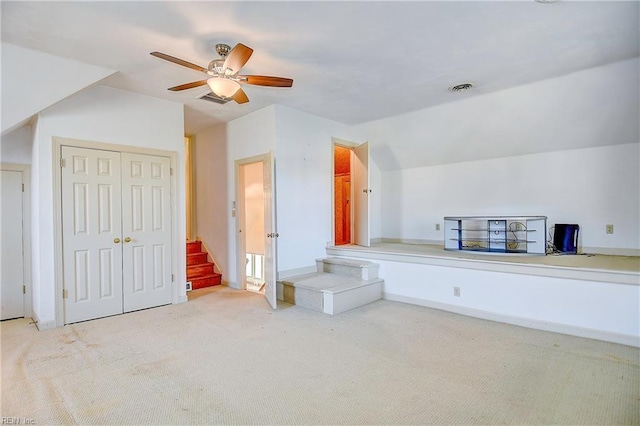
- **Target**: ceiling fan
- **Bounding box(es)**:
[150,43,293,104]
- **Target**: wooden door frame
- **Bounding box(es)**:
[52,137,179,328]
[0,163,32,319]
[234,153,270,291]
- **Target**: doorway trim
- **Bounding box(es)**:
[51,137,179,329]
[0,163,32,319]
[184,136,196,242]
[331,137,358,247]
[234,153,270,291]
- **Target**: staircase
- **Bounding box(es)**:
[187,241,222,289]
[277,257,383,315]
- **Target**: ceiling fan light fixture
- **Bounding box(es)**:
[207,77,240,98]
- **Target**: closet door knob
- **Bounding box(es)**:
[124,237,132,243]
[114,238,121,244]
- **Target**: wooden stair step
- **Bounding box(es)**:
[186,241,222,290]
[187,241,203,254]
[190,273,222,289]
[187,263,216,279]
[187,252,208,266]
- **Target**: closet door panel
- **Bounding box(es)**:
[121,153,172,312]
[61,146,123,324]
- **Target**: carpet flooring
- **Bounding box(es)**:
[2,286,639,425]
[335,243,640,272]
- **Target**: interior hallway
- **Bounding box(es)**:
[2,286,638,425]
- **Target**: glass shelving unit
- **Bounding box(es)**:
[444,216,547,255]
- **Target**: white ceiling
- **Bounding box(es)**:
[2,1,638,135]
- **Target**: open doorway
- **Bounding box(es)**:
[235,152,278,309]
[332,140,370,247]
[334,145,352,245]
[239,162,266,293]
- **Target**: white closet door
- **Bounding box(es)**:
[1,170,25,320]
[121,153,172,312]
[62,146,123,324]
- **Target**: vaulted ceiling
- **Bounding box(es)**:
[2,1,638,135]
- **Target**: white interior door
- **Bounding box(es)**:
[263,153,277,309]
[62,146,124,324]
[1,170,25,320]
[121,153,173,313]
[353,142,370,247]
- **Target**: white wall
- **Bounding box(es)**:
[358,58,639,171]
[193,123,229,280]
[376,258,639,346]
[225,106,277,287]
[216,105,381,287]
[354,58,639,254]
[1,125,33,164]
[30,117,42,325]
[1,43,115,135]
[32,85,185,326]
[274,105,365,273]
[381,143,639,253]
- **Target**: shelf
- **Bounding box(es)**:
[444,216,547,255]
[459,247,528,254]
[445,216,547,221]
[449,228,537,233]
[448,238,539,244]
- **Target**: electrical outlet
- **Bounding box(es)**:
[435,223,441,231]
[453,286,461,297]
[606,224,614,234]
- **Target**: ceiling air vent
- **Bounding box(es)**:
[449,83,475,93]
[198,92,232,105]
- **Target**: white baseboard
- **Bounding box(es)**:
[383,292,639,348]
[277,265,317,280]
[381,238,442,246]
[33,314,58,331]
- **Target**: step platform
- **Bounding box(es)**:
[277,258,383,315]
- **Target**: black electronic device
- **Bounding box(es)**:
[553,224,579,254]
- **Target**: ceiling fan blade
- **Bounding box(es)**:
[223,43,253,75]
[232,88,249,104]
[150,52,207,73]
[167,80,208,91]
[240,75,293,87]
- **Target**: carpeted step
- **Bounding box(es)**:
[190,273,222,289]
[278,271,383,315]
[186,241,221,289]
[187,252,208,266]
[316,257,379,280]
[187,241,203,254]
[187,263,216,279]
